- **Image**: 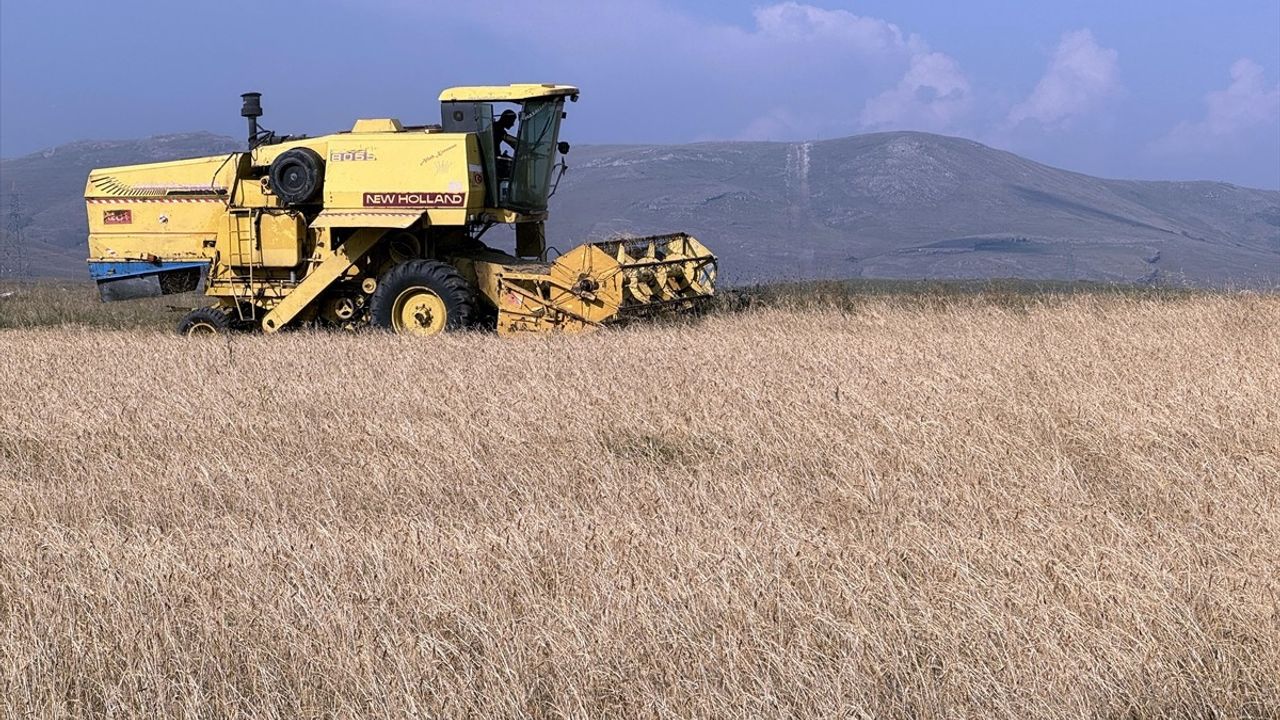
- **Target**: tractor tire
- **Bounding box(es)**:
[269,148,324,205]
[369,260,475,336]
[177,306,232,336]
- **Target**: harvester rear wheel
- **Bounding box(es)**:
[177,306,231,336]
[369,260,474,336]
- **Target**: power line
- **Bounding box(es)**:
[0,183,29,279]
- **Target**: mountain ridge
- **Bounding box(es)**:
[1,130,1276,285]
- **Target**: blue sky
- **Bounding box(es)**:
[2,0,1278,187]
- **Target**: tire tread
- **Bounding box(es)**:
[368,260,475,332]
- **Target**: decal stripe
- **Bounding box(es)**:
[87,197,224,204]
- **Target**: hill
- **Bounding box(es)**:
[0,133,240,277]
[1,131,1276,285]
[552,134,1280,286]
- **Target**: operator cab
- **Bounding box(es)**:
[439,84,577,214]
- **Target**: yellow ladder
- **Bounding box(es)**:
[227,210,258,323]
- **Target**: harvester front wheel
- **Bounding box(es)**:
[370,260,474,336]
[176,306,231,336]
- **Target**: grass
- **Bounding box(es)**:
[715,277,1215,313]
[1,284,1278,717]
[0,279,202,330]
[0,277,1217,331]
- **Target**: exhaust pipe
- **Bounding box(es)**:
[240,92,263,149]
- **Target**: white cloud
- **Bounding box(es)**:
[860,52,971,131]
[731,3,975,133]
[1008,29,1120,128]
[751,2,919,55]
[360,1,972,142]
[734,4,973,136]
[1153,59,1280,153]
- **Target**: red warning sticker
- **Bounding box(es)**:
[103,209,132,225]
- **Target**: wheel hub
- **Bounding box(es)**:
[186,321,219,336]
[392,287,447,335]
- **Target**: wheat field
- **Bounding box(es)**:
[1,291,1278,718]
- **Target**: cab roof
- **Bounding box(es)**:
[438,84,579,102]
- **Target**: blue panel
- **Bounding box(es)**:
[88,259,209,282]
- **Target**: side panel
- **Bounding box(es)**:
[259,212,305,267]
[86,154,240,264]
[320,132,483,226]
[87,198,227,239]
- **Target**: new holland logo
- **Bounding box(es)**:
[103,209,132,225]
[363,192,466,208]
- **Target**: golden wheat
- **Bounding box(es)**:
[1,293,1277,718]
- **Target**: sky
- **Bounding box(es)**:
[2,0,1278,188]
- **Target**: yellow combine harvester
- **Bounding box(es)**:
[84,85,717,336]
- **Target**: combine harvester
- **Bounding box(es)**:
[84,85,717,336]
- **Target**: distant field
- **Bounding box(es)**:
[1,289,1277,717]
[0,280,200,330]
[0,277,1217,330]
